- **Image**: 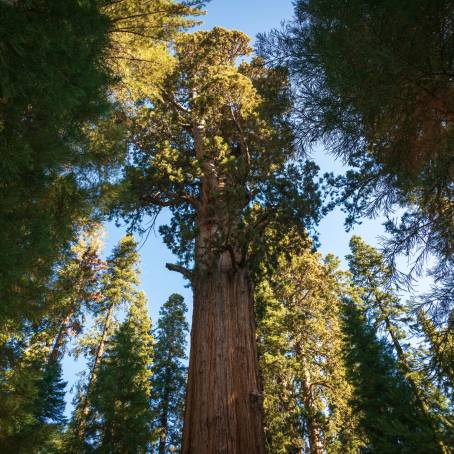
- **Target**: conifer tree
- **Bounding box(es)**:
[47,225,105,364]
[418,311,454,397]
[0,1,112,329]
[256,233,360,454]
[111,27,322,452]
[0,0,205,342]
[258,0,454,316]
[151,293,189,454]
[0,335,67,453]
[88,291,153,454]
[347,236,450,450]
[69,235,141,448]
[342,299,440,453]
[0,227,104,453]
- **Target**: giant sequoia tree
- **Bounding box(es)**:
[112,27,321,452]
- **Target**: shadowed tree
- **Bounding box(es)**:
[257,0,454,321]
[88,292,153,454]
[342,299,442,453]
[151,293,189,454]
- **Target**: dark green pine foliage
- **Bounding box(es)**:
[342,300,440,453]
[0,0,112,330]
[35,360,67,427]
[151,294,189,454]
[88,291,153,454]
[0,357,67,454]
[257,0,454,316]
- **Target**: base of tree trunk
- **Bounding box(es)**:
[182,266,265,453]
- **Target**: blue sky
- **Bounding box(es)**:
[63,0,414,411]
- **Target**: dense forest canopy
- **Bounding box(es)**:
[0,0,453,453]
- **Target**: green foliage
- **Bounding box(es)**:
[150,293,189,453]
[0,352,67,453]
[110,27,322,270]
[0,0,112,327]
[418,311,454,398]
[87,292,154,453]
[256,234,360,453]
[347,236,453,451]
[258,0,454,312]
[69,235,142,450]
[342,299,440,453]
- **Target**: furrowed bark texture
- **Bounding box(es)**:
[182,264,265,453]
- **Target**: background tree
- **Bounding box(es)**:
[256,234,360,454]
[0,0,205,343]
[87,291,154,454]
[0,225,105,453]
[0,325,68,453]
[341,299,441,453]
[110,27,322,453]
[257,0,454,321]
[151,293,189,454]
[69,235,141,449]
[348,236,452,450]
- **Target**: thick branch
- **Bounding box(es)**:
[166,263,193,281]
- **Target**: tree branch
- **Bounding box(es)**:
[166,263,193,281]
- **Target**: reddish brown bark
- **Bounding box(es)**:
[182,262,265,453]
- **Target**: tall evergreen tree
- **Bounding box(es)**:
[256,234,360,454]
[88,291,154,454]
[69,235,141,449]
[111,27,322,452]
[342,299,440,453]
[0,332,68,453]
[0,1,112,330]
[347,236,451,451]
[258,0,454,319]
[151,293,189,454]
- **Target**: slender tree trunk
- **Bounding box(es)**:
[384,316,447,453]
[75,302,114,439]
[48,311,73,363]
[158,406,168,454]
[299,360,324,454]
[182,262,265,453]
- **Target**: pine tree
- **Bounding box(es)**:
[418,311,454,397]
[88,291,153,454]
[151,293,189,454]
[257,0,454,318]
[111,27,322,452]
[0,341,67,453]
[47,224,105,364]
[69,235,141,448]
[342,299,440,453]
[0,1,112,330]
[347,236,450,451]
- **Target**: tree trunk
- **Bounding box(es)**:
[182,263,265,453]
[300,365,324,454]
[48,311,73,363]
[75,302,114,439]
[158,408,168,454]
